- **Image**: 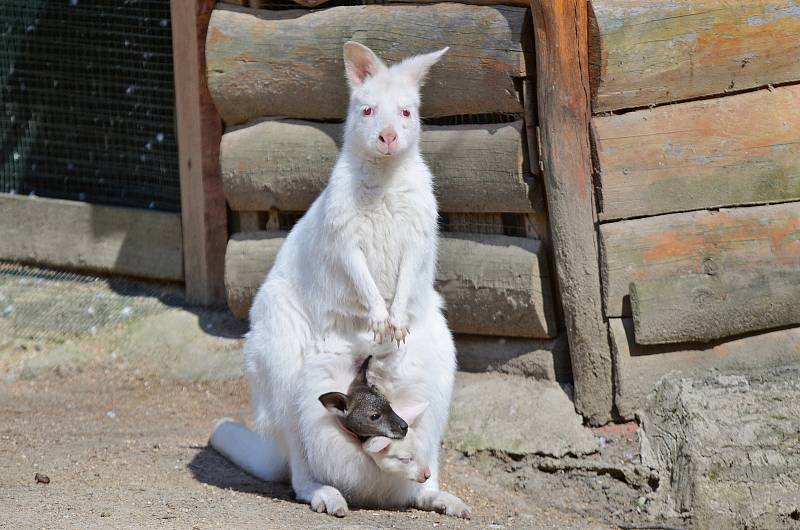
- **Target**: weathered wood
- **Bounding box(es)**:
[236,211,265,233]
[437,233,557,338]
[610,318,800,420]
[455,334,571,382]
[224,231,284,319]
[221,120,535,213]
[630,268,800,344]
[601,202,800,318]
[594,86,800,220]
[444,213,504,234]
[0,194,183,281]
[589,0,800,112]
[225,231,557,338]
[206,4,527,124]
[171,0,228,305]
[530,0,613,424]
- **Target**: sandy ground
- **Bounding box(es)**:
[0,358,672,530]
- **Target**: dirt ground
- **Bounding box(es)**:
[0,354,681,530]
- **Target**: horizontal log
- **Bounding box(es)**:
[610,319,800,420]
[0,194,183,281]
[589,0,800,112]
[225,231,557,338]
[594,85,800,220]
[630,269,800,344]
[455,334,571,382]
[221,120,535,213]
[600,202,800,318]
[207,4,527,124]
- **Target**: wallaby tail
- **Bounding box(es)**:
[209,418,289,483]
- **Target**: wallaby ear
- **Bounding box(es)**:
[354,355,372,386]
[363,436,392,454]
[343,41,387,88]
[395,401,429,426]
[319,392,349,417]
[394,47,449,87]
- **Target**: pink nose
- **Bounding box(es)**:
[418,468,431,483]
[378,128,397,149]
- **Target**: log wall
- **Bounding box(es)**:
[588,0,800,418]
[207,4,528,124]
[225,232,557,339]
[221,120,536,213]
[210,1,560,346]
[589,0,800,113]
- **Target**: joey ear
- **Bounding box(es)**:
[355,355,372,386]
[343,41,387,88]
[363,436,392,453]
[395,401,429,426]
[394,47,449,87]
[319,392,349,417]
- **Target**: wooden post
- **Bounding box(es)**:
[170,0,228,305]
[529,0,613,424]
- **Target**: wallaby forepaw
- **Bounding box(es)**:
[310,486,349,518]
[388,316,409,347]
[432,492,471,519]
[368,308,391,343]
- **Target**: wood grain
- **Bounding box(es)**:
[601,202,800,318]
[594,85,800,220]
[0,194,183,281]
[171,0,228,305]
[530,0,613,423]
[589,0,800,112]
[225,231,557,338]
[630,268,800,344]
[220,120,535,214]
[610,318,800,419]
[206,4,527,124]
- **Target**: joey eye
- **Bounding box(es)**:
[370,413,381,421]
[401,109,411,118]
[362,106,373,117]
[399,458,412,464]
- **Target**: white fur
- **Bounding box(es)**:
[362,401,431,483]
[210,42,469,519]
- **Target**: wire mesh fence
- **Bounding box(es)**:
[0,0,180,211]
[0,261,183,342]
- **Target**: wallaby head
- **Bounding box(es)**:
[319,356,409,439]
[342,41,448,160]
[363,424,431,483]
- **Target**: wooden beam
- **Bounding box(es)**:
[601,202,800,319]
[220,120,536,214]
[224,232,558,339]
[610,319,800,420]
[171,0,228,305]
[630,268,800,344]
[594,85,800,221]
[589,0,800,112]
[528,0,613,424]
[0,194,183,281]
[455,334,571,382]
[206,4,527,124]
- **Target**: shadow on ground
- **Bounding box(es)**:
[187,444,295,500]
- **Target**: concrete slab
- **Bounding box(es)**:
[446,372,599,458]
[640,365,800,529]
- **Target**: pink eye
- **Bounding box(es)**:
[362,107,373,116]
[401,109,411,118]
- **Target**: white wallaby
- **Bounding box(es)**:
[210,41,469,518]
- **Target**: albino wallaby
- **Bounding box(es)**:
[210,41,469,519]
[319,356,431,484]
